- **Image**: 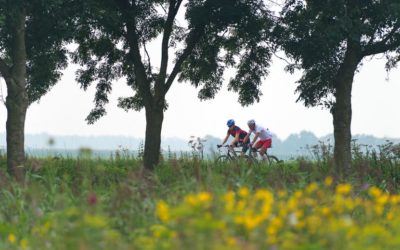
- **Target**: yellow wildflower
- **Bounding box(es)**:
[374,205,384,216]
[239,187,249,198]
[226,237,236,246]
[223,191,235,212]
[184,194,198,206]
[83,214,107,228]
[321,206,330,216]
[376,193,389,205]
[368,186,382,198]
[324,176,333,186]
[278,190,287,198]
[20,239,28,250]
[270,217,283,230]
[305,182,318,194]
[244,215,262,231]
[7,234,16,244]
[336,183,352,195]
[197,192,212,203]
[156,201,170,222]
[390,195,400,205]
[294,190,302,199]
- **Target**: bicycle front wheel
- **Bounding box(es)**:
[267,155,281,165]
[216,155,232,163]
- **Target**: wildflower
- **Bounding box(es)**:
[184,194,198,206]
[270,217,283,230]
[324,176,333,186]
[244,215,262,231]
[239,187,249,198]
[305,182,318,194]
[320,206,330,216]
[8,234,16,244]
[277,190,287,198]
[336,183,352,195]
[20,239,28,249]
[368,186,382,198]
[390,195,400,205]
[226,237,236,246]
[255,189,273,201]
[294,190,302,199]
[223,191,235,212]
[197,192,212,203]
[376,193,389,205]
[83,214,107,228]
[156,201,170,222]
[87,192,97,205]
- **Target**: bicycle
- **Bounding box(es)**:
[246,147,283,165]
[216,144,282,166]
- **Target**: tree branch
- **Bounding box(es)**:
[164,25,205,93]
[156,0,183,99]
[143,42,152,74]
[362,25,400,56]
[114,0,153,107]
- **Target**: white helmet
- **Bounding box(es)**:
[247,119,256,126]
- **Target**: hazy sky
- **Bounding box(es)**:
[0,53,399,141]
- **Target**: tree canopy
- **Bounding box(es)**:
[72,0,275,123]
[277,0,400,108]
[276,0,400,175]
[0,0,77,103]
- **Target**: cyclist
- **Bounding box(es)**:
[243,119,272,161]
[218,119,249,157]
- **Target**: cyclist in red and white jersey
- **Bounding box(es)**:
[218,119,250,156]
[243,119,272,161]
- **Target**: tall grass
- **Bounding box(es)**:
[0,141,399,249]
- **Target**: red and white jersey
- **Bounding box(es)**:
[249,125,272,140]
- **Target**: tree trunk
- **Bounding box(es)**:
[143,106,164,171]
[332,43,360,178]
[5,8,28,180]
[6,79,28,179]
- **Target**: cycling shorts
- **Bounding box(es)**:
[254,139,272,149]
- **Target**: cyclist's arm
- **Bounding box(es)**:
[250,132,260,145]
[221,133,230,145]
[230,132,240,147]
[243,131,251,143]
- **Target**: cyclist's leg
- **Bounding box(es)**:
[259,139,272,161]
[253,141,262,158]
[240,141,249,157]
[229,142,239,157]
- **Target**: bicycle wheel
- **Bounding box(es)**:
[240,155,256,164]
[267,155,281,165]
[216,155,232,163]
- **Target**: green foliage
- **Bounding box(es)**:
[0,0,78,103]
[0,151,400,248]
[72,0,275,123]
[276,0,400,108]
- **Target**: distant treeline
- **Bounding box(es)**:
[1,132,399,160]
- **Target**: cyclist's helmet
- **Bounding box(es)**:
[227,119,235,127]
[247,119,256,126]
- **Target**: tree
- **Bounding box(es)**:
[0,0,76,178]
[276,0,400,176]
[73,0,275,170]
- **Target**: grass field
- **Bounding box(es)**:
[0,142,400,249]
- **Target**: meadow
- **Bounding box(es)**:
[0,141,400,250]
